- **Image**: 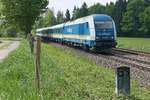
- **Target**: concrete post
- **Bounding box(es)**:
[115,66,130,96]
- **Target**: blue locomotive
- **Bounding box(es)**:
[37,14,117,51]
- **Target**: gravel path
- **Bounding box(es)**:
[0,41,20,62]
[0,41,10,48]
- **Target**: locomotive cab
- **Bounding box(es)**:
[93,15,117,51]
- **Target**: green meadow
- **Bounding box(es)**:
[117,37,150,52]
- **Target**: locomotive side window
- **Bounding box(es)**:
[86,22,89,28]
[79,23,84,34]
[95,21,113,29]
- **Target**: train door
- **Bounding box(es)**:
[79,23,84,43]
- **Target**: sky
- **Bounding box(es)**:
[48,0,117,16]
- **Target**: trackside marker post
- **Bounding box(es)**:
[115,66,130,96]
[35,36,41,90]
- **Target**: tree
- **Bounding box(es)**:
[139,6,150,36]
[40,9,56,27]
[56,11,64,24]
[105,2,115,18]
[88,3,105,15]
[80,2,88,17]
[0,0,48,36]
[65,9,70,21]
[72,2,88,19]
[72,6,77,20]
[121,0,148,36]
[5,27,17,37]
[73,7,81,19]
[0,26,17,37]
[114,0,127,34]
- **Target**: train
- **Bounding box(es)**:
[37,14,117,52]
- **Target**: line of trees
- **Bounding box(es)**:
[37,0,150,37]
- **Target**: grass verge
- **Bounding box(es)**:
[0,40,150,99]
[117,37,150,52]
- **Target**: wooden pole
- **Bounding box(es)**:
[35,36,41,90]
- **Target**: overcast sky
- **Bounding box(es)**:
[48,0,117,16]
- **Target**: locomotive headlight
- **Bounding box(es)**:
[111,36,114,39]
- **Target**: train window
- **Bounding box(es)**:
[60,29,62,33]
[49,30,51,33]
[86,22,89,28]
[79,24,84,34]
[95,21,113,29]
[59,29,60,33]
[56,29,58,33]
[67,27,72,33]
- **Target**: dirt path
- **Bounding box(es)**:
[0,41,20,62]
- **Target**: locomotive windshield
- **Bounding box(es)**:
[95,21,113,29]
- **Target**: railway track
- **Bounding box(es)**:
[112,48,150,57]
[108,48,150,71]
